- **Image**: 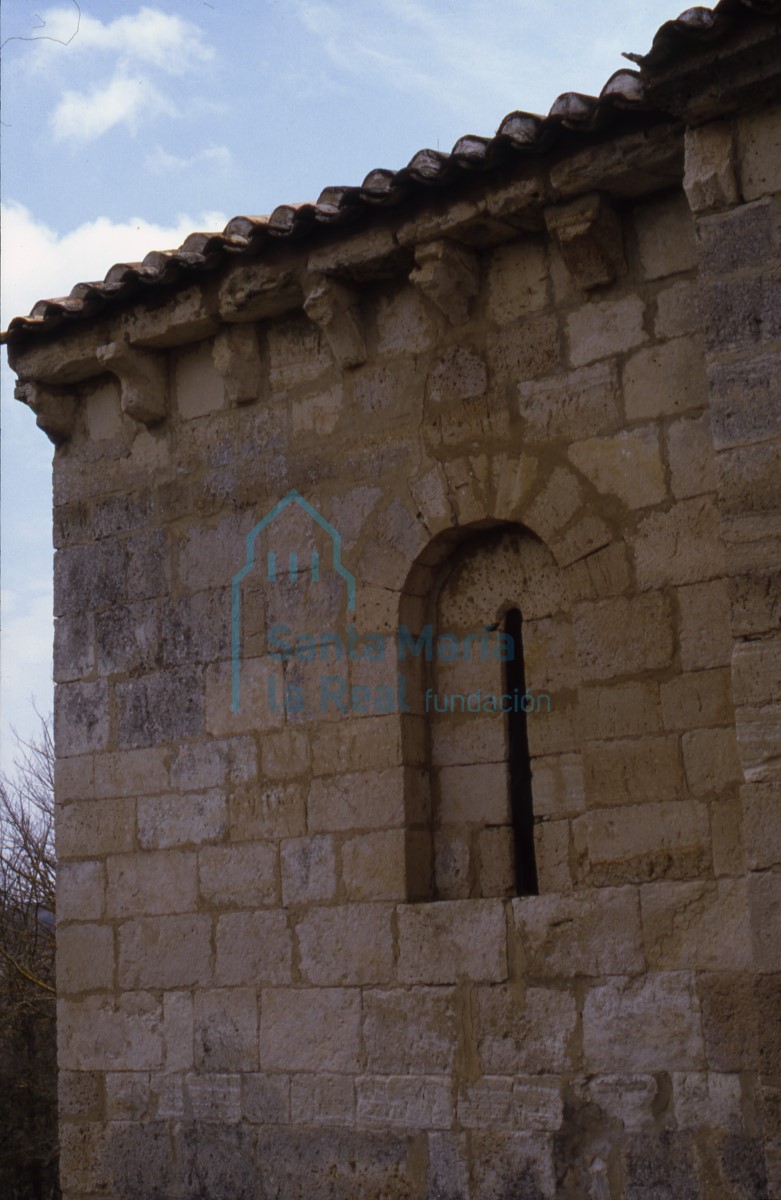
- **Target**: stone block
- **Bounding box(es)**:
[732,637,781,709]
[291,384,344,437]
[57,922,114,993]
[641,880,752,971]
[585,1074,661,1132]
[257,1129,423,1200]
[54,539,126,616]
[475,984,577,1074]
[655,280,702,340]
[529,753,586,819]
[59,1070,104,1119]
[533,820,572,895]
[582,973,704,1072]
[56,753,95,802]
[105,1072,150,1121]
[163,990,193,1072]
[118,915,212,989]
[748,871,781,972]
[170,735,256,791]
[583,735,683,807]
[54,610,95,682]
[308,767,406,831]
[291,1072,355,1126]
[635,192,698,279]
[700,274,781,355]
[280,835,336,905]
[569,425,666,510]
[683,120,740,214]
[567,295,646,367]
[486,237,549,324]
[634,496,724,590]
[376,285,434,355]
[57,798,135,860]
[259,988,362,1072]
[244,1073,290,1124]
[624,1131,699,1200]
[229,780,306,840]
[57,859,105,922]
[718,440,781,517]
[181,1122,255,1198]
[513,886,644,978]
[262,727,311,779]
[682,726,742,796]
[106,850,198,917]
[698,972,758,1072]
[363,987,457,1075]
[110,1120,178,1200]
[297,903,394,986]
[512,1079,564,1132]
[518,359,622,442]
[428,1132,470,1200]
[573,593,674,680]
[397,899,506,984]
[194,987,258,1071]
[667,412,717,500]
[741,782,781,869]
[94,746,169,797]
[356,1076,452,1130]
[677,580,733,670]
[672,1071,743,1133]
[660,668,734,731]
[341,829,408,901]
[576,801,710,885]
[579,681,661,740]
[59,1121,111,1196]
[55,679,110,756]
[116,666,204,748]
[566,541,632,602]
[489,314,560,382]
[137,789,227,849]
[697,200,778,277]
[709,350,781,451]
[173,336,225,420]
[58,992,163,1071]
[199,841,277,907]
[624,336,707,421]
[738,101,781,201]
[470,1131,555,1200]
[95,601,158,676]
[426,346,487,405]
[215,911,292,985]
[458,1075,513,1128]
[736,703,781,782]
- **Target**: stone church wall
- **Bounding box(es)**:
[6,59,781,1200]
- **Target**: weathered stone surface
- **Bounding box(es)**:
[624,336,707,421]
[259,988,362,1072]
[569,425,666,510]
[567,295,646,366]
[684,120,740,214]
[583,974,705,1072]
[215,910,292,985]
[257,1129,424,1200]
[297,903,394,985]
[513,886,644,978]
[118,915,211,989]
[397,899,507,984]
[641,880,752,971]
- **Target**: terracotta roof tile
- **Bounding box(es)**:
[3,0,779,345]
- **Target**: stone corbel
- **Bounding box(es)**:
[16,381,77,445]
[96,340,167,425]
[410,239,479,325]
[303,275,366,369]
[544,192,626,290]
[212,325,264,405]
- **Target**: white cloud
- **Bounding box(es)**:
[1,200,229,329]
[20,6,214,142]
[30,4,213,75]
[145,144,233,174]
[52,72,175,142]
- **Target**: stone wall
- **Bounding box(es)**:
[8,75,780,1200]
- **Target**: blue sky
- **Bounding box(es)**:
[1,0,682,770]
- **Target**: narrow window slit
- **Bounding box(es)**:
[504,607,539,896]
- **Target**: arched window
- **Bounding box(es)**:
[401,525,565,901]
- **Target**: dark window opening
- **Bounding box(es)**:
[504,607,539,896]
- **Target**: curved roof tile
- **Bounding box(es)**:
[3,0,779,344]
